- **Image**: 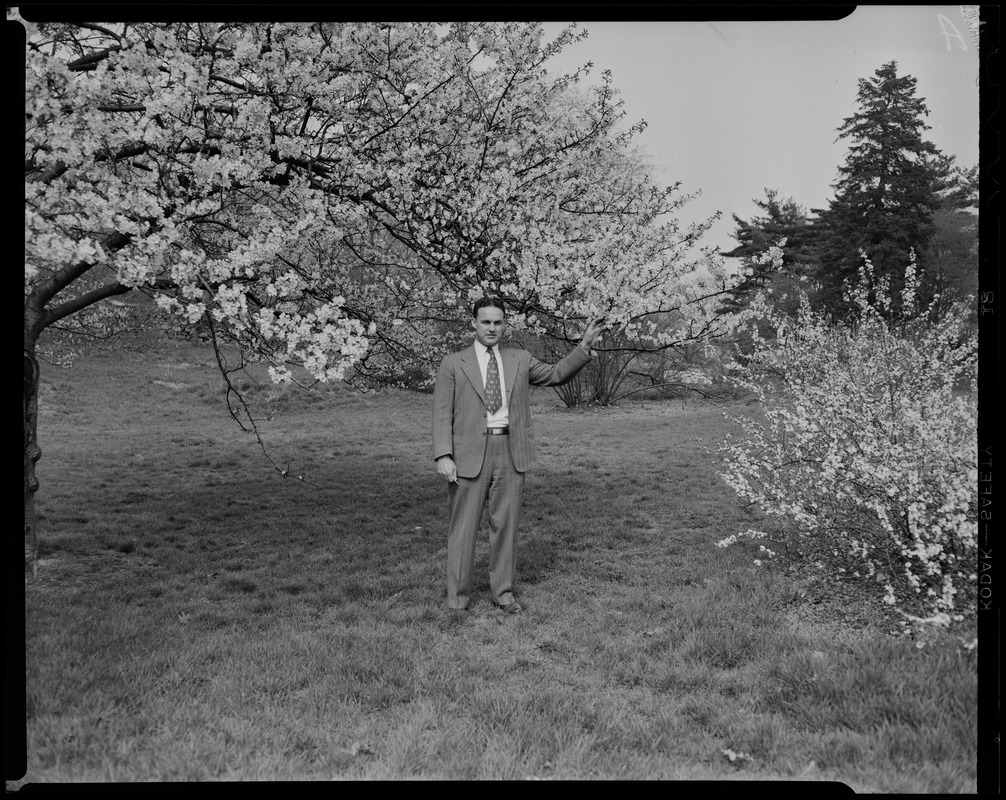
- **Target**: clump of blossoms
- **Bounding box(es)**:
[717,253,977,621]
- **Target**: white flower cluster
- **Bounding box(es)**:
[718,255,978,620]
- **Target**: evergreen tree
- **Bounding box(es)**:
[809,61,943,318]
[719,189,813,315]
[923,156,978,316]
[926,154,978,211]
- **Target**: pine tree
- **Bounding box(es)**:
[719,189,813,315]
[809,61,943,318]
[923,155,979,315]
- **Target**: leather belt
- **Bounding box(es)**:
[485,427,509,436]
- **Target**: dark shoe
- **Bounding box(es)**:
[447,607,469,622]
[494,600,522,615]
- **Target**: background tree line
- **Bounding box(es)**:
[719,61,978,329]
[534,60,978,407]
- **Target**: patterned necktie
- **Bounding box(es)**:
[485,347,502,414]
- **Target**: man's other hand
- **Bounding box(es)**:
[436,456,458,483]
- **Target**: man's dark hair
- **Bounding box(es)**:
[471,297,506,318]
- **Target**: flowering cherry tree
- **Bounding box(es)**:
[717,251,978,622]
[24,19,735,548]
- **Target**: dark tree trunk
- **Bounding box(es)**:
[22,233,133,566]
[24,347,40,567]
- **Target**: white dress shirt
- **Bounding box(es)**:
[475,341,509,429]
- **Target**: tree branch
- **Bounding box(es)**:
[25,231,132,321]
[75,23,124,42]
[43,281,133,327]
[66,46,122,72]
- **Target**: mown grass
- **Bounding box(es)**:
[17,341,977,788]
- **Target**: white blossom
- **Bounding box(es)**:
[717,256,977,620]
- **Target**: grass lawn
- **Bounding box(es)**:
[16,340,977,788]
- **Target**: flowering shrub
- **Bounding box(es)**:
[717,254,978,621]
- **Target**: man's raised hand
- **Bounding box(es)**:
[581,317,613,350]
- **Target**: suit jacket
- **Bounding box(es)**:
[432,343,591,477]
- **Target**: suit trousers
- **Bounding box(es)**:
[446,434,524,609]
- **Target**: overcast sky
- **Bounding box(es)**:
[541,7,980,254]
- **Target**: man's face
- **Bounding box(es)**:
[472,305,505,348]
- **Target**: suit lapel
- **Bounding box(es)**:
[459,345,486,404]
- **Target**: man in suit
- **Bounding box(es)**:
[432,297,607,615]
